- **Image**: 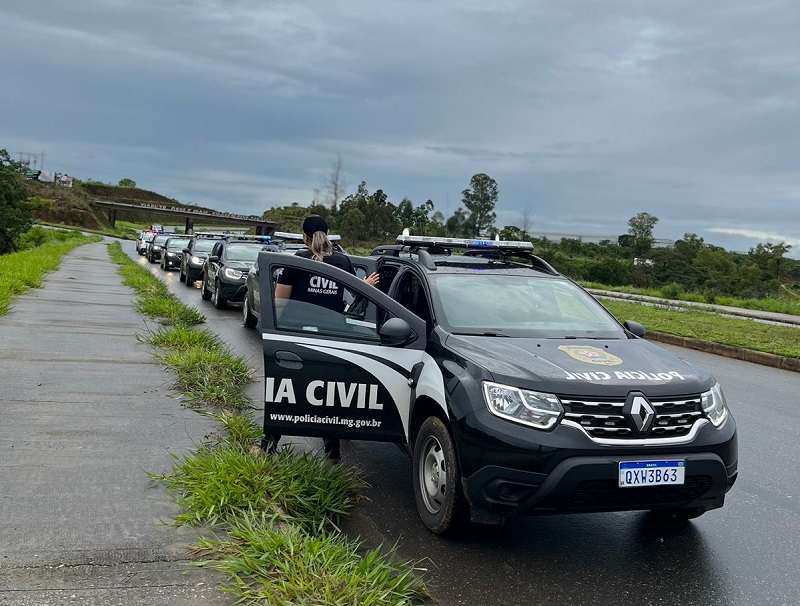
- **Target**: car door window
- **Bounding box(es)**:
[276,272,381,343]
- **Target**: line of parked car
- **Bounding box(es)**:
[134,229,337,320]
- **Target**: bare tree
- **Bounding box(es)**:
[519,203,533,238]
[322,155,347,212]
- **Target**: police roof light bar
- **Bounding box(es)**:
[395,233,533,251]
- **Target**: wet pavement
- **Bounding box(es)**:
[0,241,231,605]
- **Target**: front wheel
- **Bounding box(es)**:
[412,416,467,536]
[242,292,258,328]
[213,280,228,309]
[201,279,212,300]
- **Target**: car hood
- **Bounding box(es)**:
[445,334,714,398]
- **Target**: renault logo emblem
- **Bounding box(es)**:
[625,393,655,434]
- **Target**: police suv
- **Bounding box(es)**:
[256,234,738,535]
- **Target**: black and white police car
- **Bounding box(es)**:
[256,233,738,535]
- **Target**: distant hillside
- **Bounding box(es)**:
[84,183,178,206]
[24,181,214,230]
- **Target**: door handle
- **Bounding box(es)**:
[274,350,303,370]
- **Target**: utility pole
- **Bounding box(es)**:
[17,152,39,169]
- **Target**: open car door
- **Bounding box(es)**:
[257,252,427,444]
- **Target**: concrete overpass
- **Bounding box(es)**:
[91,199,278,235]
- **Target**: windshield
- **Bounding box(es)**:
[166,238,190,250]
[227,244,263,262]
[193,239,218,253]
[430,273,625,338]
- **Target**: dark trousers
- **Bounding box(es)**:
[262,434,340,460]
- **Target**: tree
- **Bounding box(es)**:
[627,212,659,257]
[394,198,435,234]
[118,178,136,188]
[748,242,792,280]
[461,173,498,236]
[445,207,474,238]
[321,155,347,212]
[0,149,33,254]
[337,182,400,247]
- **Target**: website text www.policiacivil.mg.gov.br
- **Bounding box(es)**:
[269,413,382,429]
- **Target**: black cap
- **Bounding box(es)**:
[302,215,328,237]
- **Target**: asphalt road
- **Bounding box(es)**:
[128,240,800,606]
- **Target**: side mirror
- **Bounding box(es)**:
[182,248,190,253]
[379,317,413,346]
[623,320,646,338]
[208,255,220,262]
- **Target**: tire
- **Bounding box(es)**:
[412,416,467,535]
[213,280,228,310]
[648,507,706,522]
[185,272,195,288]
[242,292,258,328]
[178,268,185,283]
[201,279,212,300]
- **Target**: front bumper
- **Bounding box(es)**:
[456,407,738,522]
[163,254,182,269]
[219,279,246,302]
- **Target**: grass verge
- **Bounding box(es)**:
[107,241,430,605]
[582,280,800,316]
[604,299,800,359]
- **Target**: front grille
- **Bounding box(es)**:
[569,476,712,509]
[561,395,703,440]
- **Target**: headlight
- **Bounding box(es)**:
[153,245,162,251]
[190,256,204,265]
[166,252,176,257]
[224,268,245,280]
[701,382,729,428]
[483,381,564,430]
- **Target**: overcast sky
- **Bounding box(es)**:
[2,1,799,256]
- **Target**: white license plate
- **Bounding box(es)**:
[619,460,685,488]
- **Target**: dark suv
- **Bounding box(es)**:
[160,236,191,271]
[255,234,738,536]
[145,233,174,263]
[179,233,225,287]
[201,235,273,309]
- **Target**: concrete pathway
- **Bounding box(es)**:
[0,242,231,605]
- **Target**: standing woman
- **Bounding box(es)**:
[265,215,378,463]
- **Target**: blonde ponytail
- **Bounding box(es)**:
[309,231,333,261]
